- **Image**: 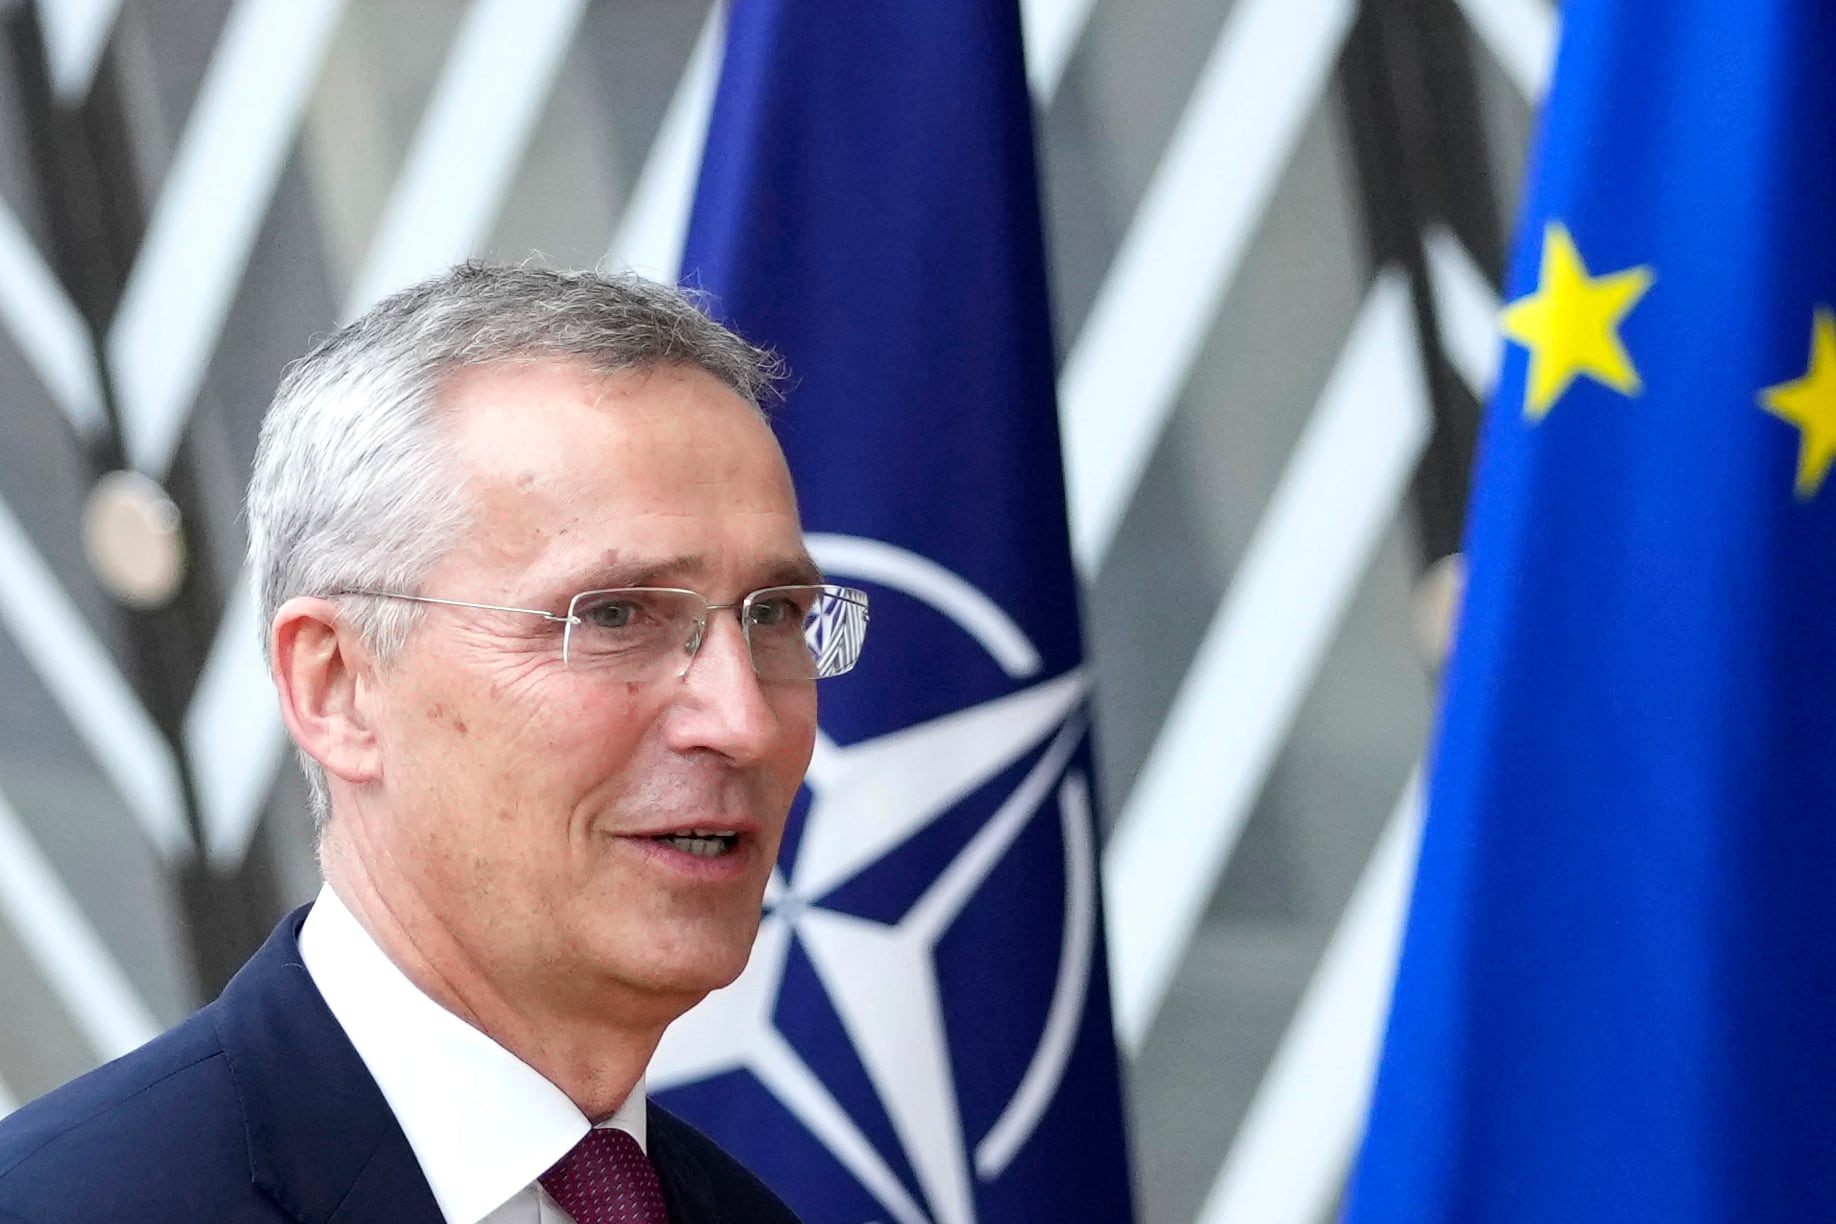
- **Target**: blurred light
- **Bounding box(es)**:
[83,470,185,609]
[1412,552,1466,674]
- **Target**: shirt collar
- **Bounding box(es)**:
[299,884,647,1224]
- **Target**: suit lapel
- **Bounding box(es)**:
[322,1131,452,1224]
[647,1105,717,1224]
[211,906,446,1224]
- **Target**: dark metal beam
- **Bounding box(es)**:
[1337,0,1506,566]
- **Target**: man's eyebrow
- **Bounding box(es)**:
[764,554,825,588]
[573,553,824,591]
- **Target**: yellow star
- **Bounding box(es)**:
[1499,222,1655,422]
[1759,308,1836,500]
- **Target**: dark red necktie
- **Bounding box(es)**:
[539,1128,669,1224]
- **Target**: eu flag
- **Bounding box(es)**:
[646,4,1136,1222]
[1346,1,1836,1219]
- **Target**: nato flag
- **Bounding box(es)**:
[645,4,1136,1223]
[1346,1,1836,1220]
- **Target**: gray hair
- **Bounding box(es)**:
[246,262,781,822]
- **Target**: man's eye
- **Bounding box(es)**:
[747,597,801,628]
[585,602,637,629]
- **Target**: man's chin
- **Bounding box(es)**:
[613,927,761,1003]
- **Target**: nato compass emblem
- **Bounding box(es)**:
[650,533,1102,1224]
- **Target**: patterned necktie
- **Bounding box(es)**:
[539,1128,669,1224]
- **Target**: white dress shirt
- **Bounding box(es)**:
[299,885,648,1224]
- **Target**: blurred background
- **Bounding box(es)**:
[0,0,1551,1220]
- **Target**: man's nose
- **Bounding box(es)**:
[668,611,783,762]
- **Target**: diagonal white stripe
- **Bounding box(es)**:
[107,0,346,478]
[1019,0,1099,101]
[1453,0,1557,102]
[36,0,125,102]
[0,499,188,859]
[186,572,287,868]
[1195,768,1425,1224]
[1425,224,1504,400]
[0,781,162,1061]
[1058,0,1356,575]
[191,0,591,866]
[343,0,590,316]
[0,1068,15,1120]
[0,198,105,437]
[1101,272,1431,1053]
[604,5,724,281]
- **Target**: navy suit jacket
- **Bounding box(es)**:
[0,907,800,1223]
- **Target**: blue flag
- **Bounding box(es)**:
[649,4,1136,1222]
[1346,1,1836,1220]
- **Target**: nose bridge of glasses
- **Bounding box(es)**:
[683,599,746,661]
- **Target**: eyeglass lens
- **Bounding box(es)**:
[563,585,868,680]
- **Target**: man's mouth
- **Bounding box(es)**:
[652,830,740,858]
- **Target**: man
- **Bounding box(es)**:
[0,265,869,1223]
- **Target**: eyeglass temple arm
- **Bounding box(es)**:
[338,589,576,624]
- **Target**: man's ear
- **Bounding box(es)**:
[271,596,383,788]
